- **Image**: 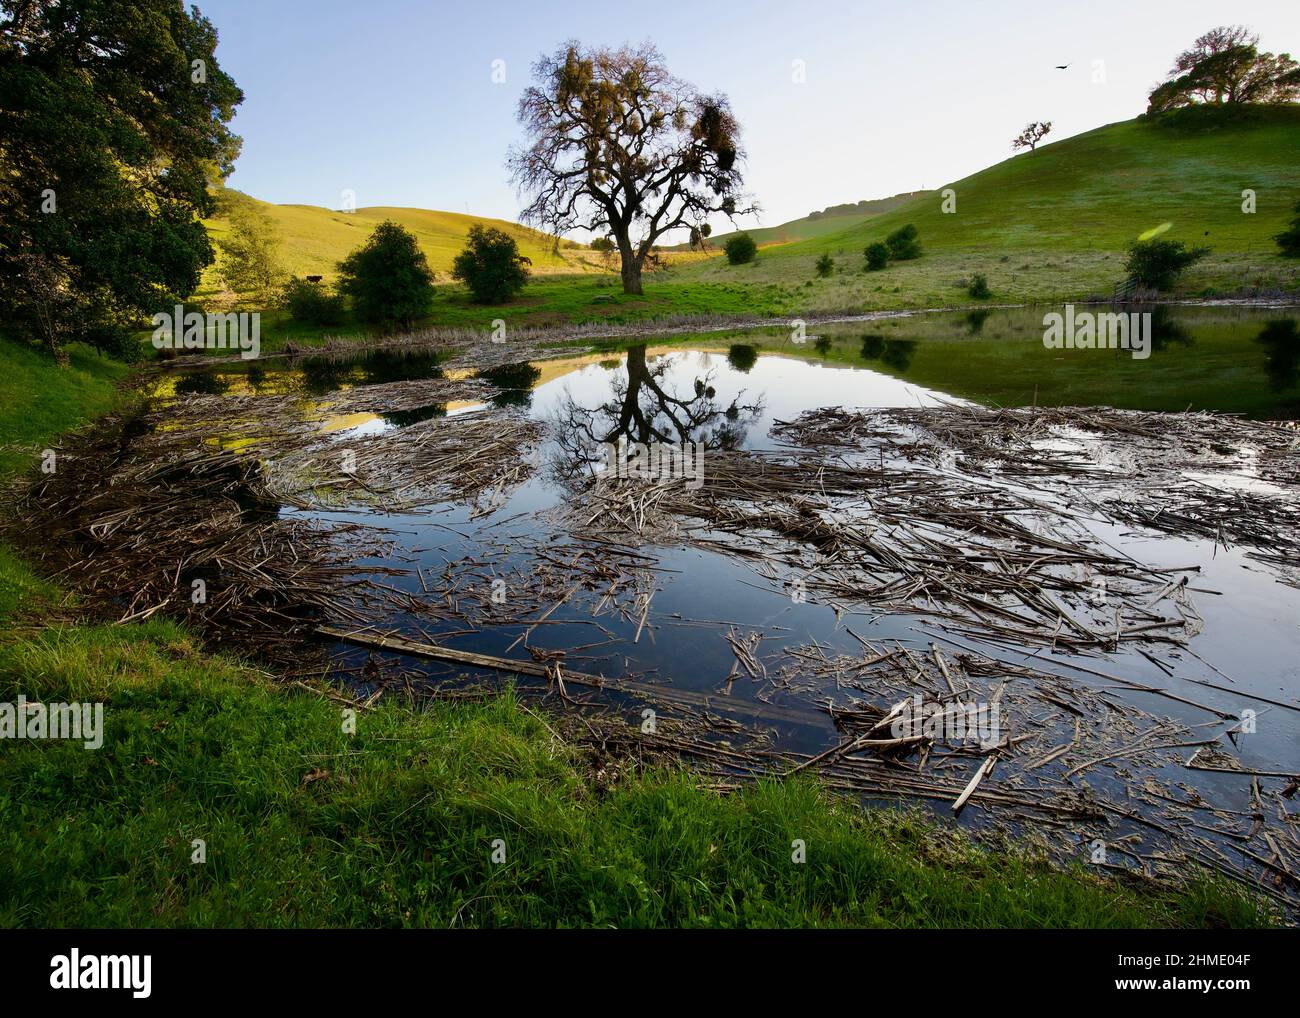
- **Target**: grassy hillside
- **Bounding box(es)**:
[0,341,129,479]
[203,190,607,291]
[671,108,1300,309]
[684,192,930,250]
[776,107,1300,257]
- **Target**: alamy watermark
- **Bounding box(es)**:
[1,695,103,749]
[890,695,1002,748]
[152,304,261,360]
[593,437,705,490]
[50,950,150,998]
[1043,305,1150,360]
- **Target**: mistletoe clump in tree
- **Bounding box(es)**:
[509,41,757,296]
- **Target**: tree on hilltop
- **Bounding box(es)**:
[1011,121,1052,153]
[1147,25,1300,113]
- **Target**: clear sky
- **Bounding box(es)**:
[200,0,1298,240]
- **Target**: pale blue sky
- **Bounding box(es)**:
[201,0,1298,239]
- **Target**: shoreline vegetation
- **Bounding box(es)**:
[185,263,1300,361]
[3,23,1298,924]
[0,331,1285,928]
[162,294,1300,365]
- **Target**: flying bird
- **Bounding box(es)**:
[1055,63,1070,70]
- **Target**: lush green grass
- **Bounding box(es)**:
[0,603,1271,928]
[779,107,1300,255]
[0,338,130,478]
[0,329,1274,928]
[172,274,802,357]
[681,192,929,251]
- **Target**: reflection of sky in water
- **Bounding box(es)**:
[251,344,1298,782]
[143,309,1300,880]
[151,306,1300,772]
[535,346,953,453]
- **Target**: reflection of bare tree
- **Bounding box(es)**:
[548,343,763,483]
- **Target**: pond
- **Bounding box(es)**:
[120,302,1300,902]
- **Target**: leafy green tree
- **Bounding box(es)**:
[1275,200,1300,257]
[1124,238,1209,291]
[0,0,243,359]
[864,242,890,271]
[968,273,991,299]
[216,197,285,303]
[1147,26,1300,113]
[336,221,436,328]
[451,225,531,303]
[885,224,922,261]
[815,253,835,277]
[724,233,757,265]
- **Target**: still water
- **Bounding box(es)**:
[157,303,1300,883]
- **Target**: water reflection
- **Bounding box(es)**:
[381,403,447,427]
[174,371,229,396]
[858,335,917,371]
[1146,305,1193,351]
[726,343,757,373]
[1256,319,1300,393]
[477,362,543,409]
[549,343,764,482]
[156,303,1300,423]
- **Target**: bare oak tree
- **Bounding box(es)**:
[509,41,756,295]
[1011,121,1053,153]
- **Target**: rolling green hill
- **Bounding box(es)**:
[671,107,1300,310]
[204,191,604,289]
[771,106,1300,258]
[204,107,1300,323]
[681,192,929,250]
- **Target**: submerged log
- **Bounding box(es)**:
[316,624,825,727]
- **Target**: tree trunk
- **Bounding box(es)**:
[620,255,643,296]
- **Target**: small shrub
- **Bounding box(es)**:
[1124,238,1209,291]
[724,233,757,265]
[968,273,991,299]
[864,242,890,271]
[815,253,834,277]
[1276,200,1300,258]
[452,225,531,304]
[84,323,142,362]
[885,224,922,261]
[281,276,345,326]
[337,220,436,328]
